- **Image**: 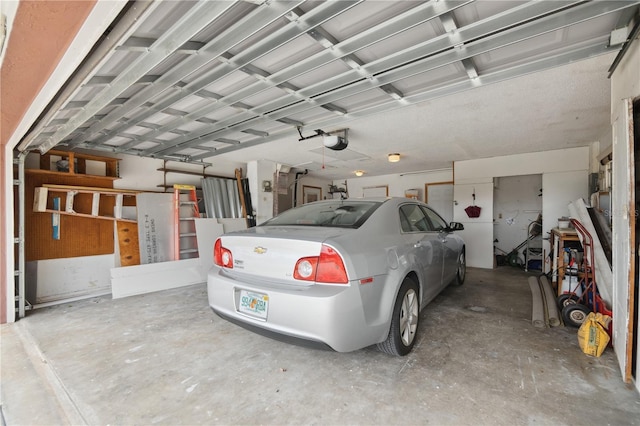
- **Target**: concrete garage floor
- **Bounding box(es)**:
[2,267,639,425]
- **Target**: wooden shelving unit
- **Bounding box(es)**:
[550,227,581,294]
[24,150,124,261]
[157,160,232,190]
[38,149,120,178]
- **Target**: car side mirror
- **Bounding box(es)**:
[448,222,464,231]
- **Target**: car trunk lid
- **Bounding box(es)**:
[218,226,352,284]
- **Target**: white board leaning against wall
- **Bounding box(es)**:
[363,185,388,197]
[425,181,453,224]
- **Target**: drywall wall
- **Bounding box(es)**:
[111,217,245,299]
[245,163,334,221]
[340,169,453,200]
[27,151,243,193]
[114,154,243,192]
[493,175,542,264]
[295,174,334,205]
[454,180,494,268]
[455,148,590,182]
[454,147,590,268]
[26,254,113,304]
[111,258,205,299]
[22,152,244,307]
[610,35,639,387]
[542,169,589,240]
[137,193,174,263]
[195,218,244,275]
[247,160,275,225]
[1,0,125,323]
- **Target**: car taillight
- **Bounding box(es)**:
[213,238,233,268]
[293,245,348,284]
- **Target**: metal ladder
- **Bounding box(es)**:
[173,184,200,260]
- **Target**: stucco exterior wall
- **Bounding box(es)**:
[0,1,97,323]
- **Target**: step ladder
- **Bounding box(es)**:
[33,184,138,222]
[173,184,200,260]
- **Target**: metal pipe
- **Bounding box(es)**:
[16,151,27,318]
[292,169,308,208]
[608,16,640,77]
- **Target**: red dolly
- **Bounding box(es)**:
[556,218,611,327]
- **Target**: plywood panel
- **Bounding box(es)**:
[116,221,140,266]
[25,171,116,261]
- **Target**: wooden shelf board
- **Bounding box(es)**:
[157,167,232,180]
[43,184,140,194]
[46,149,121,162]
[39,209,136,223]
[26,169,120,180]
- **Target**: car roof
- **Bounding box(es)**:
[348,197,427,205]
[316,197,420,203]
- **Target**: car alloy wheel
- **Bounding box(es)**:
[377,277,420,356]
[455,249,466,286]
[399,287,419,346]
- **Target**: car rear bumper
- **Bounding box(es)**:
[211,308,333,351]
[207,269,387,352]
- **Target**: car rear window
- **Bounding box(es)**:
[262,200,381,228]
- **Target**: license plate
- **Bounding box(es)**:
[238,290,269,320]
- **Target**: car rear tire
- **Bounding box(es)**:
[377,277,420,356]
[453,249,466,286]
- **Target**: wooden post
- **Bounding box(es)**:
[235,168,248,220]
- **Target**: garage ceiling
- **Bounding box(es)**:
[18,0,640,179]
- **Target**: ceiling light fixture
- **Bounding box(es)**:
[355,170,364,177]
[388,153,400,162]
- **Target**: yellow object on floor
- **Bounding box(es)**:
[577,312,611,357]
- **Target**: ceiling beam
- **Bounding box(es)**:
[78,1,461,156]
[156,1,622,157]
[38,0,241,153]
[157,1,581,156]
[439,11,479,80]
[188,42,615,161]
[14,0,159,152]
[62,0,299,151]
[286,6,406,103]
[74,0,357,152]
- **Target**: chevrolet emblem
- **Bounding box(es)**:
[254,246,267,254]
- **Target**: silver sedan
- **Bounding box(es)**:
[207,197,465,355]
